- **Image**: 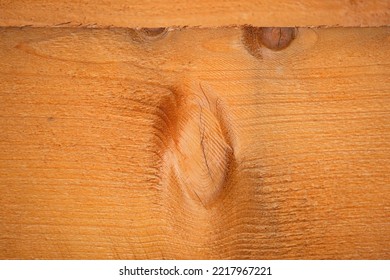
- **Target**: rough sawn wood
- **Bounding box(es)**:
[0,27,389,259]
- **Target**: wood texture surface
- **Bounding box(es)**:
[0,27,389,259]
[0,1,390,28]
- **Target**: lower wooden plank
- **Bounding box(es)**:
[0,27,389,259]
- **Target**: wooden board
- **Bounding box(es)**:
[0,1,390,28]
[0,26,389,259]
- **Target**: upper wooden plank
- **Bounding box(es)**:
[0,0,389,27]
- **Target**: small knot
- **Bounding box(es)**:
[242,26,296,58]
[261,27,296,50]
[138,28,167,37]
[135,28,168,41]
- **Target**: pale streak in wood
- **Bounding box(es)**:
[0,1,389,27]
[0,27,389,259]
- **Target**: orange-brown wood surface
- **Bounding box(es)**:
[0,27,389,259]
[0,0,390,27]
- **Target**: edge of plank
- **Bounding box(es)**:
[0,0,389,28]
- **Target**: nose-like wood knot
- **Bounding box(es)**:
[158,83,236,207]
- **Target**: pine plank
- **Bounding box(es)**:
[0,27,389,259]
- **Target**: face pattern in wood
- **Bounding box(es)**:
[0,27,389,259]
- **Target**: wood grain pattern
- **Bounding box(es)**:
[0,27,389,259]
[0,0,389,28]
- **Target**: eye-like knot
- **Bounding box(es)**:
[242,27,296,58]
